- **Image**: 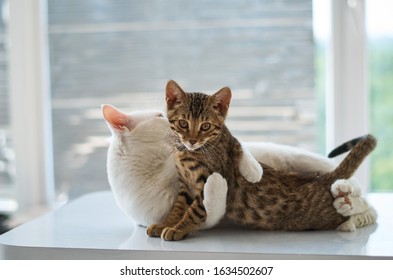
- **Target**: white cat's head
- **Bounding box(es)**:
[102,104,164,136]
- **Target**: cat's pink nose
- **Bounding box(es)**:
[189,140,197,145]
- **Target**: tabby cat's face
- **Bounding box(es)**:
[168,93,223,151]
[165,80,232,151]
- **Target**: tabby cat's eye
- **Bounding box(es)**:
[179,120,189,129]
[200,122,211,131]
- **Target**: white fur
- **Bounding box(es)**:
[336,208,377,232]
[239,144,263,183]
[201,173,228,229]
[243,142,336,174]
[330,178,377,231]
[107,116,180,226]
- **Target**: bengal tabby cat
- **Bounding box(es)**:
[146,80,377,241]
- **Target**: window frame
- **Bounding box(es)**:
[7,0,55,216]
[327,0,369,191]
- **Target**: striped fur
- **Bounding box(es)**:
[146,81,377,241]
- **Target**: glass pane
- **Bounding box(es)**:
[367,0,393,192]
[313,0,329,153]
[0,0,17,223]
[48,0,320,200]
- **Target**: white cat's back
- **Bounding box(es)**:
[243,142,335,173]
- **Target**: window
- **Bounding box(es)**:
[48,0,318,200]
[313,0,330,153]
[5,1,384,219]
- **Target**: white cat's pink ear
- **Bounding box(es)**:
[102,104,134,132]
[211,87,232,117]
[166,80,185,109]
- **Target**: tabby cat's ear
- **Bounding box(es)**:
[211,87,232,117]
[102,104,135,132]
[166,80,186,109]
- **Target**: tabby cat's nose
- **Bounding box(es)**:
[189,140,197,145]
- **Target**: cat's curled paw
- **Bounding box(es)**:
[239,150,263,183]
[146,224,166,238]
[333,197,353,216]
[161,227,188,241]
[331,178,361,198]
[331,179,362,216]
[337,208,377,231]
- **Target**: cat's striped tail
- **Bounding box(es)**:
[323,134,377,183]
[328,135,366,158]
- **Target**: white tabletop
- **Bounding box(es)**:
[0,191,392,259]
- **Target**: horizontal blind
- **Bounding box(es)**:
[48,0,315,198]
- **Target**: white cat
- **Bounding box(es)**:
[103,105,376,231]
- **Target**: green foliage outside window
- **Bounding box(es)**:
[369,38,393,192]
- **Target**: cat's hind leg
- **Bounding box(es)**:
[336,207,377,232]
[201,173,228,229]
[239,144,263,183]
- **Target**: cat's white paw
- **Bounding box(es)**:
[204,173,228,203]
[354,207,378,228]
[336,207,377,231]
[239,151,263,183]
[333,197,353,216]
[336,219,357,232]
[331,178,361,198]
[202,173,228,229]
[331,179,365,216]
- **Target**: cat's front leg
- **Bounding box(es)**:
[161,195,207,241]
[163,174,228,238]
[239,144,263,183]
[146,183,191,238]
